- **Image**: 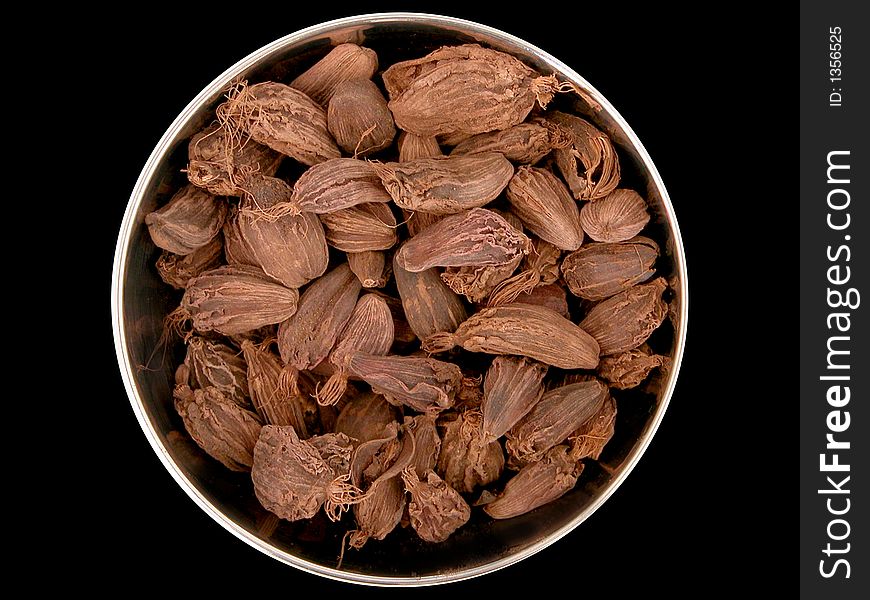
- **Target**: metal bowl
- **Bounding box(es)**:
[111,12,687,586]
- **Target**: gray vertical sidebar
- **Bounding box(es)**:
[799,1,868,598]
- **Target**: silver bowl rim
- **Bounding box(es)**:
[111,11,688,587]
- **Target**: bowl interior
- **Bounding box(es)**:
[114,14,685,585]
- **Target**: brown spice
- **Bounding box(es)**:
[423,303,600,370]
[289,44,379,106]
[451,118,573,164]
[319,202,398,252]
[184,336,250,408]
[506,166,584,251]
[402,467,471,542]
[182,265,299,336]
[395,208,530,272]
[549,111,620,201]
[481,356,548,443]
[436,410,504,493]
[241,340,310,436]
[597,344,668,390]
[579,277,668,355]
[347,251,389,288]
[561,236,659,301]
[156,237,223,290]
[335,392,399,444]
[327,78,396,156]
[393,254,468,340]
[145,184,227,255]
[374,153,514,215]
[578,189,650,242]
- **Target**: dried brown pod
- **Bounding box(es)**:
[561,236,658,301]
[370,291,418,346]
[440,256,522,303]
[423,303,599,370]
[451,118,573,164]
[579,277,668,355]
[568,395,617,461]
[373,153,514,215]
[277,263,362,373]
[251,425,362,522]
[578,189,651,242]
[184,336,250,408]
[393,255,467,339]
[406,413,442,476]
[233,175,329,288]
[506,380,609,466]
[346,353,463,413]
[597,344,668,390]
[487,238,561,307]
[241,340,309,436]
[397,131,443,161]
[145,184,227,255]
[327,79,396,156]
[401,467,471,543]
[182,265,299,336]
[335,392,399,444]
[292,158,394,217]
[349,426,415,548]
[319,203,398,252]
[316,294,395,406]
[216,81,341,166]
[436,410,504,493]
[383,44,561,137]
[484,445,583,519]
[404,210,444,237]
[506,166,584,251]
[518,283,570,318]
[348,251,389,288]
[309,432,356,476]
[289,43,379,106]
[187,122,283,196]
[173,385,262,472]
[549,111,620,201]
[395,208,530,272]
[481,357,548,443]
[156,237,223,290]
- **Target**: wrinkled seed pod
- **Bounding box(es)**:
[277,263,362,370]
[423,303,599,370]
[569,395,617,461]
[487,238,562,307]
[402,468,471,543]
[316,294,395,406]
[187,122,283,196]
[598,344,668,390]
[327,78,396,156]
[395,208,530,272]
[407,414,442,477]
[235,175,330,288]
[182,265,299,336]
[290,44,379,106]
[561,236,659,301]
[173,385,262,472]
[481,356,548,442]
[373,153,514,215]
[346,353,463,413]
[392,255,467,340]
[217,81,341,166]
[549,111,620,201]
[184,336,250,408]
[383,44,560,137]
[156,237,223,290]
[516,283,570,318]
[241,340,310,436]
[397,131,443,161]
[436,410,504,494]
[484,445,582,519]
[335,393,399,444]
[506,166,584,251]
[506,380,609,465]
[291,158,393,215]
[348,251,389,288]
[579,189,650,243]
[579,277,668,355]
[404,210,444,237]
[441,255,522,303]
[319,202,398,252]
[251,425,354,522]
[145,185,227,255]
[450,118,573,164]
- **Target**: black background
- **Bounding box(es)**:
[93,4,790,595]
